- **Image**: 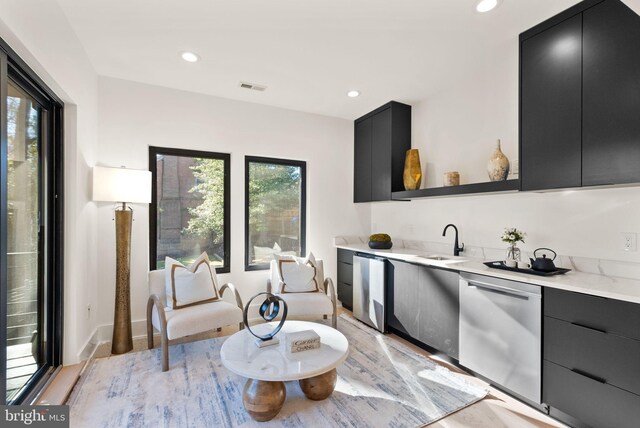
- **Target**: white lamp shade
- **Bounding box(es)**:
[93,166,152,203]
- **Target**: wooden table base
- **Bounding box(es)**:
[242,379,286,422]
[299,368,337,401]
[242,369,338,421]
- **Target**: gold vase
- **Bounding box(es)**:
[403,149,422,190]
[487,139,510,181]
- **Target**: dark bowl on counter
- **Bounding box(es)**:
[368,241,392,250]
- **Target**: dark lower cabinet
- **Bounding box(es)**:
[544,361,640,428]
[543,288,640,428]
[418,266,459,359]
[388,259,459,359]
[545,317,640,396]
[387,260,420,338]
[336,249,354,310]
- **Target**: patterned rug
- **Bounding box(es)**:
[68,315,487,427]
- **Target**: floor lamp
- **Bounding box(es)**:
[93,166,152,355]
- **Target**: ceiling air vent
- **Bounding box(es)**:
[239,81,267,92]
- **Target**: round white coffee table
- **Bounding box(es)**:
[220,321,349,421]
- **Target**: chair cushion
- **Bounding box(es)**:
[275,253,319,293]
[164,252,219,309]
[152,300,243,340]
[274,292,333,317]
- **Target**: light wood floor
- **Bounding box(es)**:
[389,334,565,428]
[63,313,566,427]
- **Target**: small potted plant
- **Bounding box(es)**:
[501,227,526,266]
[368,233,392,250]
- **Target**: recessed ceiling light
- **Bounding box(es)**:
[475,0,500,13]
[181,51,200,63]
[347,90,360,98]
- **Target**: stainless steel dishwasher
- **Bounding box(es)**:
[353,254,387,333]
[459,272,541,403]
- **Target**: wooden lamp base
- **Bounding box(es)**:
[111,207,133,355]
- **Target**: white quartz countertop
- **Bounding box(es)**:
[336,243,640,305]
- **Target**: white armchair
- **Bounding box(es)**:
[267,259,337,328]
[146,269,244,371]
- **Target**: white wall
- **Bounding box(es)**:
[415,40,519,187]
[0,0,99,364]
[96,77,369,335]
[371,36,640,264]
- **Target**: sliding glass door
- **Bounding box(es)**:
[1,42,64,404]
[5,80,44,402]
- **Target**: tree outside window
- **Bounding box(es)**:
[149,147,230,273]
[245,157,306,270]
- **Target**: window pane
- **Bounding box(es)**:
[154,153,228,270]
[247,158,305,268]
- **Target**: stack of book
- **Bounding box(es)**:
[284,330,321,353]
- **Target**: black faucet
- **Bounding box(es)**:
[442,224,464,256]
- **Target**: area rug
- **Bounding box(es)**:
[67,315,487,427]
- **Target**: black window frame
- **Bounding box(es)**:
[0,37,65,405]
[244,156,307,271]
[148,146,231,273]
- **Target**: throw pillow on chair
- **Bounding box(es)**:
[164,252,220,309]
[275,252,319,293]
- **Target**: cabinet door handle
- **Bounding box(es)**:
[571,368,606,384]
[570,322,607,334]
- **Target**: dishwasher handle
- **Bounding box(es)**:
[467,281,537,300]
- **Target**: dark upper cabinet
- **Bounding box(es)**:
[354,119,373,202]
[520,14,583,191]
[520,0,640,191]
[371,108,393,201]
[354,101,411,203]
[583,0,640,186]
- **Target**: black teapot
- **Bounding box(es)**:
[530,248,557,272]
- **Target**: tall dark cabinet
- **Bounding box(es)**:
[582,0,640,185]
[520,0,640,191]
[354,101,411,202]
[520,14,582,191]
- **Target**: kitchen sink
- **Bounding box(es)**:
[416,255,467,263]
[421,256,451,261]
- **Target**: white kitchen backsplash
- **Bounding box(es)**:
[335,235,640,282]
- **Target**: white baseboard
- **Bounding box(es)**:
[76,302,280,361]
[77,319,149,362]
